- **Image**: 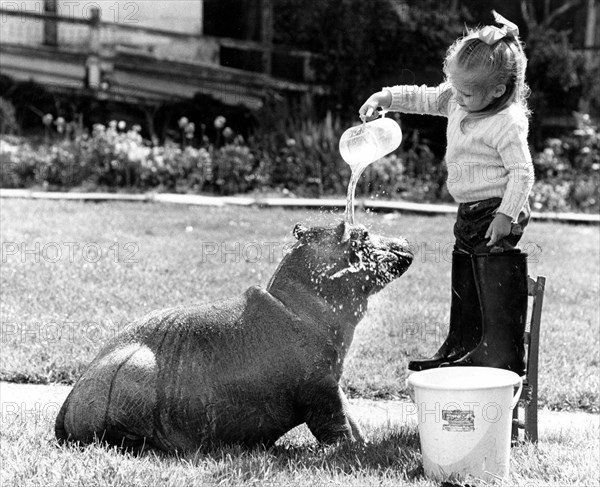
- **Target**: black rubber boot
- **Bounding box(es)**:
[441,252,528,376]
[408,252,482,371]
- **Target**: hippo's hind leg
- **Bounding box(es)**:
[58,343,158,451]
[99,344,159,451]
[302,377,364,444]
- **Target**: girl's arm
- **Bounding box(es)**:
[494,116,535,221]
[360,84,452,118]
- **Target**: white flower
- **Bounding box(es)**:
[214,116,226,129]
[118,121,126,130]
[128,146,150,163]
[178,117,189,129]
[0,140,18,154]
[55,117,66,133]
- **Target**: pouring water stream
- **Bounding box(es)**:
[340,109,402,225]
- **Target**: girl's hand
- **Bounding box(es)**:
[359,91,392,120]
[485,213,512,246]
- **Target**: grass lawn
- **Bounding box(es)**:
[0,198,599,486]
[1,401,598,486]
[1,198,598,412]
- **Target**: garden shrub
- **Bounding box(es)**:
[531,113,599,213]
[212,144,262,195]
[0,98,18,135]
[0,139,36,188]
[138,144,212,192]
[1,111,598,213]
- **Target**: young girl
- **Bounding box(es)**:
[359,11,534,375]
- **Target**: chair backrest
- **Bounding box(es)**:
[513,275,546,444]
[525,275,546,378]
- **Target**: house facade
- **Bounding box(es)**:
[0,0,322,111]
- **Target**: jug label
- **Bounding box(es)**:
[442,409,475,432]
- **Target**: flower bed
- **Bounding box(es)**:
[1,113,598,214]
[530,114,599,213]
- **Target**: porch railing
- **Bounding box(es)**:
[0,6,319,85]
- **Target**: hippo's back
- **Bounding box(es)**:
[56,286,308,450]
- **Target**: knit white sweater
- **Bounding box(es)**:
[383,84,534,220]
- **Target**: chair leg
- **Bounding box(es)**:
[525,377,539,443]
[512,406,519,442]
[524,276,544,444]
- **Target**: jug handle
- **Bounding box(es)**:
[511,376,524,410]
[361,107,388,121]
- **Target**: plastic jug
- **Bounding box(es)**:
[339,113,402,168]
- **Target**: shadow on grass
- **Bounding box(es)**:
[177,426,425,483]
[52,424,436,485]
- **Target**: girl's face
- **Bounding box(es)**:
[450,68,505,112]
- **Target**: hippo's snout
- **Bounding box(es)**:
[387,238,414,269]
[370,235,413,282]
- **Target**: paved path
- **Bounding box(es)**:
[2,189,598,224]
[1,382,597,438]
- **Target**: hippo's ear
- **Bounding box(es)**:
[293,223,309,240]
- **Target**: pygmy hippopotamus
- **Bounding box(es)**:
[55,220,413,452]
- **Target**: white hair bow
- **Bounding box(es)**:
[477,10,519,45]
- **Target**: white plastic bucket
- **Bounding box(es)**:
[407,367,523,483]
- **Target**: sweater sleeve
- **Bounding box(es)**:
[494,114,535,220]
[382,83,453,117]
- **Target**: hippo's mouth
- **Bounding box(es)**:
[336,231,413,286]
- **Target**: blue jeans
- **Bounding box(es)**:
[453,198,530,254]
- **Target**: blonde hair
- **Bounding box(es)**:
[443,30,530,131]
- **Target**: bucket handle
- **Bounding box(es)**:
[510,376,524,410]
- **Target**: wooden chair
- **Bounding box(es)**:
[512,275,546,443]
